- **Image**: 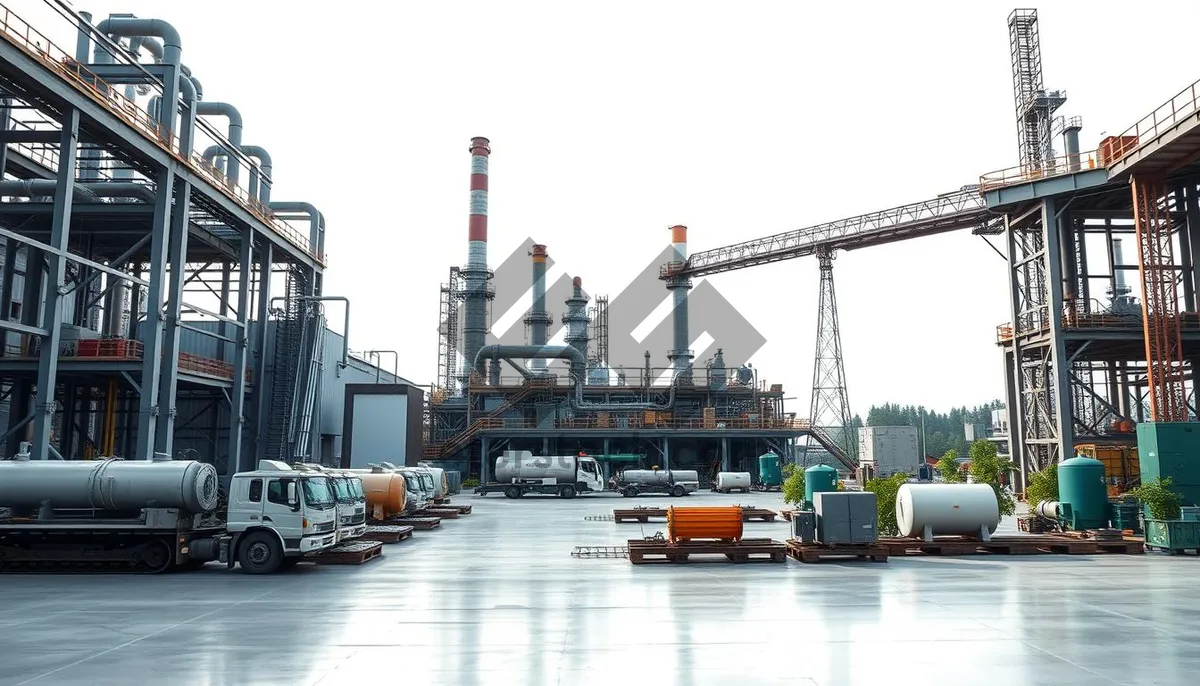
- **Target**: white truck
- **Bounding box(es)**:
[615,468,701,497]
[0,453,337,574]
[476,450,605,498]
[292,464,367,542]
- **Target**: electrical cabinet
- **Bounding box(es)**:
[814,491,878,545]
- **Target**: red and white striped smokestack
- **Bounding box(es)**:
[467,137,491,269]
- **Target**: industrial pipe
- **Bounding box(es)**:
[269,201,325,254]
[463,137,491,376]
[195,102,243,185]
[0,180,156,203]
[365,350,399,384]
[203,144,271,203]
[525,244,552,373]
[472,344,676,411]
[94,17,183,135]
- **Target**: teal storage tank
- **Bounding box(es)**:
[805,464,839,503]
[758,452,783,487]
[1058,456,1110,530]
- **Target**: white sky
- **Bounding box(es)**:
[30,0,1200,417]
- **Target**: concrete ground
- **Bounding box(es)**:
[0,490,1196,686]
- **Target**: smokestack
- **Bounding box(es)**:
[463,137,494,380]
[563,275,590,364]
[665,225,693,378]
[525,244,553,373]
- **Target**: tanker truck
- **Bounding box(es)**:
[292,464,367,542]
[0,451,337,574]
[475,450,604,498]
[350,467,410,520]
[615,468,700,497]
[350,463,432,513]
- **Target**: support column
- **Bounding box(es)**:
[134,169,176,460]
[218,262,232,361]
[1043,198,1074,461]
[480,435,490,483]
[252,243,272,462]
[154,181,192,457]
[1186,183,1200,312]
[228,230,252,472]
[31,108,80,459]
[721,436,730,472]
[662,437,670,470]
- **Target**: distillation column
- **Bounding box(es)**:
[664,225,694,378]
[462,137,494,382]
[524,244,553,374]
[563,276,591,363]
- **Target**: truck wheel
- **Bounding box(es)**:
[559,485,577,498]
[624,486,639,498]
[504,486,521,499]
[238,532,283,575]
[671,485,686,497]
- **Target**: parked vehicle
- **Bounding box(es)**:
[0,451,337,574]
[293,464,366,541]
[476,450,604,498]
[615,468,700,497]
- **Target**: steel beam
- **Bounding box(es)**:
[228,228,252,472]
[134,169,175,460]
[252,242,272,465]
[30,108,79,460]
[154,181,193,456]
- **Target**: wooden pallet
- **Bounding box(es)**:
[435,503,472,515]
[314,540,384,565]
[878,535,1145,556]
[626,538,787,564]
[362,525,415,543]
[423,508,461,519]
[780,510,798,522]
[613,507,779,523]
[785,539,889,563]
[389,516,442,530]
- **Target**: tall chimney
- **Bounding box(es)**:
[563,275,590,364]
[664,225,693,378]
[463,137,493,380]
[525,244,553,373]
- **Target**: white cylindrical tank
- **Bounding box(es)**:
[895,483,1000,538]
[669,470,700,484]
[622,469,671,486]
[494,452,578,484]
[716,472,751,492]
[1034,500,1061,519]
[0,458,219,512]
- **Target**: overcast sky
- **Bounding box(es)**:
[31,0,1200,418]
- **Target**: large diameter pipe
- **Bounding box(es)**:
[0,459,219,512]
[667,224,693,374]
[526,244,551,371]
[269,201,325,255]
[464,137,491,377]
[195,102,243,185]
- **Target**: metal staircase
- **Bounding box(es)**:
[264,266,308,462]
[292,310,326,461]
[421,377,555,458]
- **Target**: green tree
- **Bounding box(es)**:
[1024,463,1058,508]
[967,440,1016,517]
[937,448,962,483]
[865,472,912,537]
[782,467,806,506]
[1128,477,1183,520]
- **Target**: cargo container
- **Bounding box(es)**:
[857,426,920,478]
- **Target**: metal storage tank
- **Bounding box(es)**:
[895,483,1000,540]
[359,471,408,519]
[495,451,577,483]
[1057,456,1110,529]
[666,506,743,543]
[622,469,672,486]
[716,472,751,493]
[0,458,218,512]
[805,464,839,503]
[758,452,783,487]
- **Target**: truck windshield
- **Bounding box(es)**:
[402,474,419,491]
[331,477,352,503]
[348,479,365,500]
[301,477,336,508]
[419,473,434,491]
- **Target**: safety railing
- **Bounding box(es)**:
[3,335,251,381]
[1111,77,1200,167]
[458,416,811,432]
[0,3,324,264]
[994,312,1200,343]
[979,150,1100,192]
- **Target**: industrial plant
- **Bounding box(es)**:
[2,3,1200,685]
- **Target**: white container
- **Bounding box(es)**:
[895,483,1000,541]
[716,472,751,493]
[858,426,920,477]
[621,469,671,486]
[494,451,579,484]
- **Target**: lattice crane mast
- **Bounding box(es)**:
[1009,8,1067,174]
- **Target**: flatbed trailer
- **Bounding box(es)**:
[475,480,595,498]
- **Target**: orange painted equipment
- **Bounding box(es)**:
[666,506,743,543]
[670,225,688,244]
[360,472,408,520]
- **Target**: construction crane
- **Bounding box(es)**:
[662,189,1002,465]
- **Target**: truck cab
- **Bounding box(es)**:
[330,473,368,541]
[222,460,338,573]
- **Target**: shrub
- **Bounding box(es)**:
[865,472,911,537]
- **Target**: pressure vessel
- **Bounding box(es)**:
[669,470,699,484]
[666,506,743,543]
[1057,456,1109,529]
[894,483,1000,538]
[622,469,671,486]
[360,472,408,518]
[716,472,751,492]
[805,464,839,503]
[495,452,578,484]
[758,452,783,487]
[0,458,219,512]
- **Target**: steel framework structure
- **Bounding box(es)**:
[0,3,326,468]
[1009,9,1066,174]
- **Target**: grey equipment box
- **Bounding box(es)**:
[813,491,878,545]
[791,510,816,543]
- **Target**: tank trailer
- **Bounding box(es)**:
[0,450,337,574]
[615,468,701,497]
[476,450,604,498]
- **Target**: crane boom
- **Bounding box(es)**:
[661,187,1000,279]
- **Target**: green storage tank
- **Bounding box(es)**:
[805,464,839,503]
[758,452,783,487]
[1137,422,1200,507]
[1058,456,1110,530]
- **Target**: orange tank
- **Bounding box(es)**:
[360,472,408,520]
[666,506,743,543]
